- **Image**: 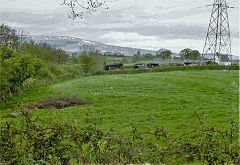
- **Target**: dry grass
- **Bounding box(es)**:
[22,96,92,109]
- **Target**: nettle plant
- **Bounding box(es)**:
[1,111,239,164]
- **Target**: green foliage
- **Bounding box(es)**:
[5,54,42,90]
[180,48,200,60]
[133,51,142,61]
[1,111,239,164]
[21,42,69,64]
[156,49,172,60]
[1,24,69,64]
[0,47,45,99]
[0,46,15,60]
[0,24,23,51]
[0,65,11,99]
[79,54,96,75]
[142,53,154,60]
[70,55,80,64]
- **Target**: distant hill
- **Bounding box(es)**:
[25,35,157,56]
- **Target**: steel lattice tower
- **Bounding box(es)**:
[203,0,232,63]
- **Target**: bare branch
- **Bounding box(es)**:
[61,0,112,19]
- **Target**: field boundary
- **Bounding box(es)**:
[93,65,239,76]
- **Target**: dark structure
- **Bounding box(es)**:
[133,63,159,69]
[147,63,160,68]
[203,0,233,63]
[105,63,123,71]
[184,62,197,66]
[133,64,148,69]
[174,63,184,66]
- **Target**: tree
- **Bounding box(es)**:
[88,51,106,70]
[0,47,43,95]
[179,48,191,59]
[189,50,200,60]
[61,0,110,19]
[79,54,96,75]
[133,50,142,61]
[143,53,154,60]
[79,44,97,54]
[156,49,172,60]
[0,25,24,51]
[71,55,80,64]
[180,48,200,60]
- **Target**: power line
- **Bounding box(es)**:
[202,0,233,64]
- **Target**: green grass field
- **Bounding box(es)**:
[1,70,239,134]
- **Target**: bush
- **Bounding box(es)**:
[1,111,239,164]
[79,54,96,75]
[0,65,11,99]
[21,42,69,64]
[2,54,42,92]
[0,46,84,101]
[0,47,53,100]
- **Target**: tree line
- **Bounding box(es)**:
[132,48,201,61]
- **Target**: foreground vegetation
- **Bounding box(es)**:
[1,110,239,164]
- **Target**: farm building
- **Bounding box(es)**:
[105,63,123,70]
[147,63,160,68]
[133,64,149,69]
[133,63,159,69]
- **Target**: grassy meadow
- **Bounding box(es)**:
[1,70,239,134]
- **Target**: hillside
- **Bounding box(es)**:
[25,35,157,56]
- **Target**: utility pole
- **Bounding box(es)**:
[203,0,233,64]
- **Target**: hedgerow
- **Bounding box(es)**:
[0,111,239,164]
[93,65,239,76]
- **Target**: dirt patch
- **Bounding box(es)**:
[22,96,92,109]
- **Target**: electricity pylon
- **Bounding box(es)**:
[203,0,233,63]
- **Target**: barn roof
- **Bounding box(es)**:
[105,63,123,67]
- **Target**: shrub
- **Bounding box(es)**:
[0,46,15,60]
[21,42,69,64]
[79,54,96,75]
[0,65,11,99]
[1,111,239,164]
[2,53,42,92]
[0,47,47,100]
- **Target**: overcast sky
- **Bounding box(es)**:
[0,0,239,55]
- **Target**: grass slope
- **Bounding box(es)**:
[1,70,239,134]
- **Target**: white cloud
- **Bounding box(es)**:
[99,32,203,52]
[100,32,158,42]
